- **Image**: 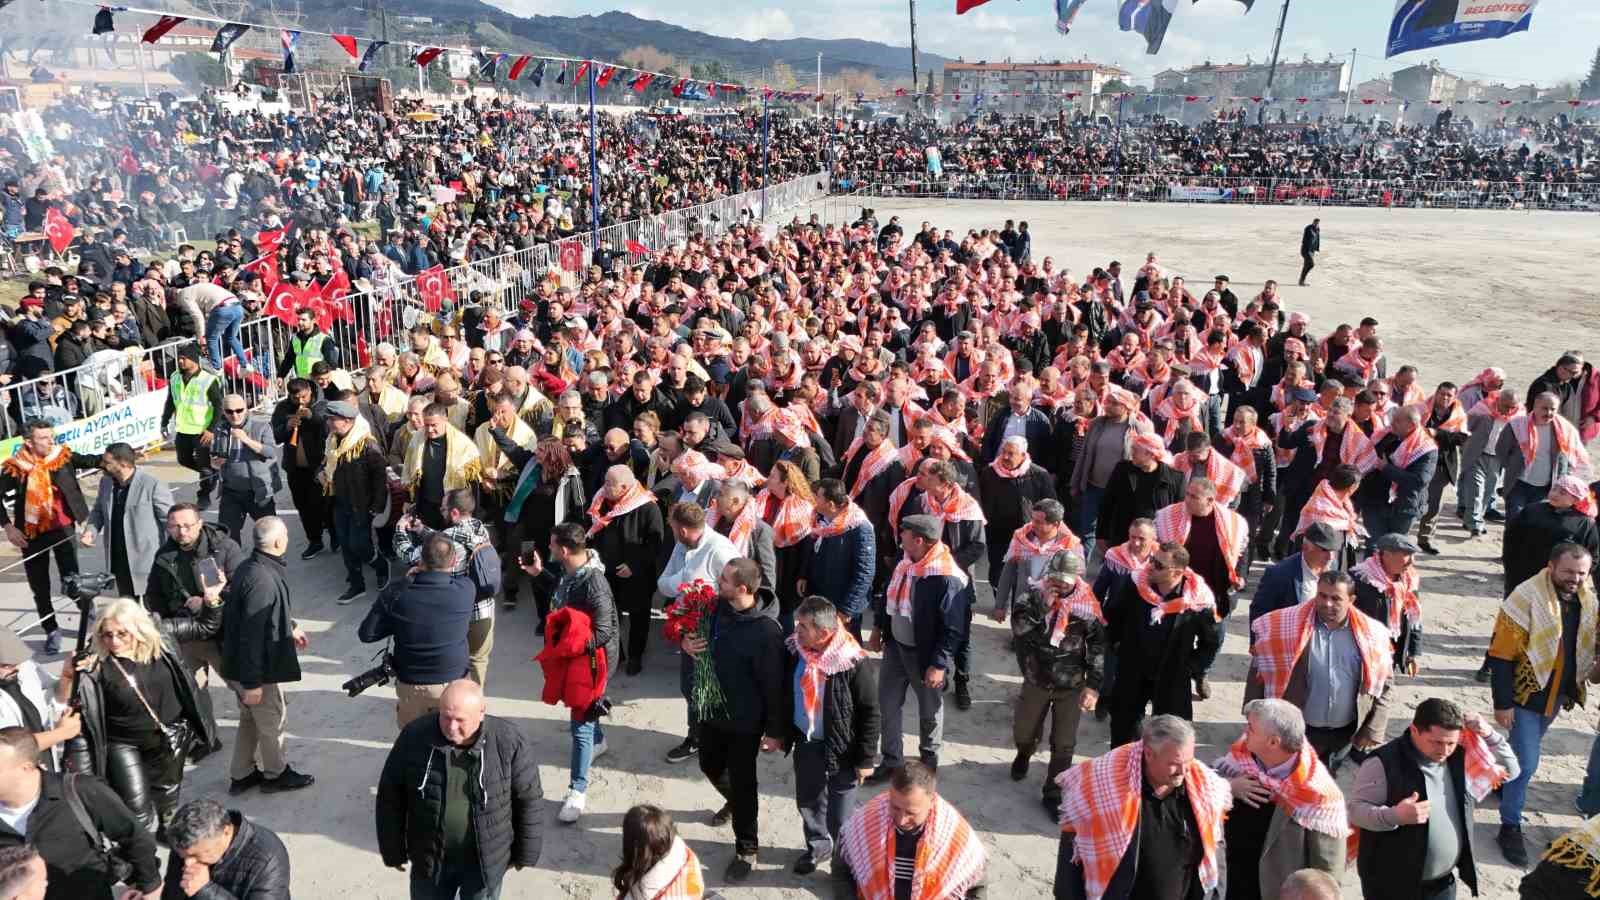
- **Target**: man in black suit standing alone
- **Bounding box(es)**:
[1299,218,1321,286]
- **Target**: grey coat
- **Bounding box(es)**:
[1249,805,1345,897]
[1494,419,1574,489]
[86,468,173,595]
[211,417,282,505]
[1459,410,1507,470]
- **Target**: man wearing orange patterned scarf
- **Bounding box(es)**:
[1053,715,1232,900]
[1350,698,1516,900]
[1355,405,1437,552]
[1352,534,1427,675]
[1154,478,1248,702]
[1458,387,1521,537]
[868,515,972,780]
[888,459,987,711]
[1495,391,1595,522]
[979,435,1059,609]
[0,421,95,656]
[1213,699,1347,900]
[1105,542,1222,747]
[1274,395,1374,559]
[1247,570,1393,772]
[786,596,879,876]
[838,762,987,900]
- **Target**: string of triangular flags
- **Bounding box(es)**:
[60,0,750,97]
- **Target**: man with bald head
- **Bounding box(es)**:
[220,516,314,795]
[210,392,280,540]
[377,679,544,898]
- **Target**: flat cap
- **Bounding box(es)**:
[1300,522,1341,552]
[1374,533,1420,554]
[899,514,943,542]
[324,400,359,420]
[1290,387,1318,403]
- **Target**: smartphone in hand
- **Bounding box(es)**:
[197,558,224,592]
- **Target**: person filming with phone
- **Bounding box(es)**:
[358,534,476,729]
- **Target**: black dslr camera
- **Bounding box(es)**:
[342,651,396,698]
[63,571,118,603]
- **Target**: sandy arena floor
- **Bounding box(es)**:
[3,200,1598,898]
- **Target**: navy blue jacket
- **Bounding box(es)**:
[873,571,970,674]
[1249,553,1316,626]
[980,407,1055,464]
[1357,433,1438,520]
[807,519,876,617]
[358,571,475,685]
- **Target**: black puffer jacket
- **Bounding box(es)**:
[786,648,880,777]
[160,811,289,900]
[376,713,544,886]
[704,588,788,738]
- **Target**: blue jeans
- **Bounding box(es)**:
[410,865,498,900]
[1578,730,1600,815]
[569,719,605,793]
[1501,705,1557,826]
[206,302,246,371]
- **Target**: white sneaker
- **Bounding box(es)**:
[592,739,609,761]
[558,791,586,823]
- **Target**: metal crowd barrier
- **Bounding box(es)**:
[841,173,1600,212]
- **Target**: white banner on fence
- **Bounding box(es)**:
[0,389,169,462]
[1167,184,1239,202]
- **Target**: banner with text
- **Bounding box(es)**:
[0,390,168,462]
[1386,1,1539,58]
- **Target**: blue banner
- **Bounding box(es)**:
[1386,0,1539,59]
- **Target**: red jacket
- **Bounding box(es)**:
[536,607,608,720]
[1582,368,1600,443]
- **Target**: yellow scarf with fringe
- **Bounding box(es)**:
[404,425,481,494]
[1542,815,1600,897]
[474,417,536,484]
[1500,569,1598,697]
[322,415,376,496]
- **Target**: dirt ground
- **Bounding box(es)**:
[2,200,1597,898]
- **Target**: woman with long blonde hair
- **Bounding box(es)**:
[757,460,816,632]
[62,598,212,840]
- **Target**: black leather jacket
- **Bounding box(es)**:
[63,644,214,777]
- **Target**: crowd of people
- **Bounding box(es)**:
[0,84,1596,899]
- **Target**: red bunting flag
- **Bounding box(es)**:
[596,65,618,88]
[415,47,444,68]
[43,207,74,255]
[142,16,186,43]
[574,60,591,83]
[415,265,454,313]
[672,79,687,97]
[508,55,532,80]
[955,0,994,12]
[332,34,358,59]
[630,72,653,93]
[624,239,654,256]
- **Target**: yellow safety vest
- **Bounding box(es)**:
[291,332,327,378]
[172,370,217,435]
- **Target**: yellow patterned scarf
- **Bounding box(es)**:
[404,425,482,494]
[474,417,536,484]
[1542,815,1600,897]
[322,415,376,496]
[1501,569,1598,696]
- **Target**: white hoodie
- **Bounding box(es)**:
[656,529,739,599]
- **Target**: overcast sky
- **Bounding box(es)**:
[481,0,1600,87]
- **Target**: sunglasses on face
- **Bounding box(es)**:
[225,408,247,414]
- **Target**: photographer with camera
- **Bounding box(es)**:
[393,489,501,687]
[521,522,618,825]
[146,503,244,758]
[358,534,475,729]
[0,727,162,900]
[218,516,314,796]
[0,420,102,657]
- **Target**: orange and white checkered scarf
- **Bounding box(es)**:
[1046,577,1106,642]
[1154,502,1249,588]
[1221,422,1273,484]
[1308,420,1379,475]
[1134,565,1219,623]
[1154,383,1206,444]
[585,482,655,539]
[1,445,70,538]
[1459,728,1513,801]
[1213,734,1348,838]
[1172,449,1248,506]
[1293,480,1365,541]
[886,542,968,619]
[1056,742,1231,900]
[844,436,899,499]
[1385,426,1437,471]
[754,486,814,548]
[1467,392,1521,425]
[811,501,870,543]
[1511,412,1594,478]
[1249,602,1392,701]
[623,836,704,900]
[988,449,1034,479]
[786,624,866,738]
[1421,395,1468,435]
[1101,543,1147,577]
[838,791,987,900]
[710,495,762,554]
[1351,555,1421,633]
[889,481,986,536]
[1003,523,1081,565]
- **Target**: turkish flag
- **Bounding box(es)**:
[43,208,74,255]
[305,297,333,332]
[264,282,307,326]
[955,0,993,11]
[624,239,653,256]
[557,240,583,274]
[241,252,279,291]
[415,265,454,313]
[356,336,372,368]
[332,34,359,59]
[118,147,140,175]
[255,226,285,255]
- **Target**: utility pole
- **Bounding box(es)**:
[1262,0,1292,123]
[1342,47,1357,121]
[908,0,920,99]
[816,52,822,120]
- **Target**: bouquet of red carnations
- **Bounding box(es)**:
[663,579,727,720]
